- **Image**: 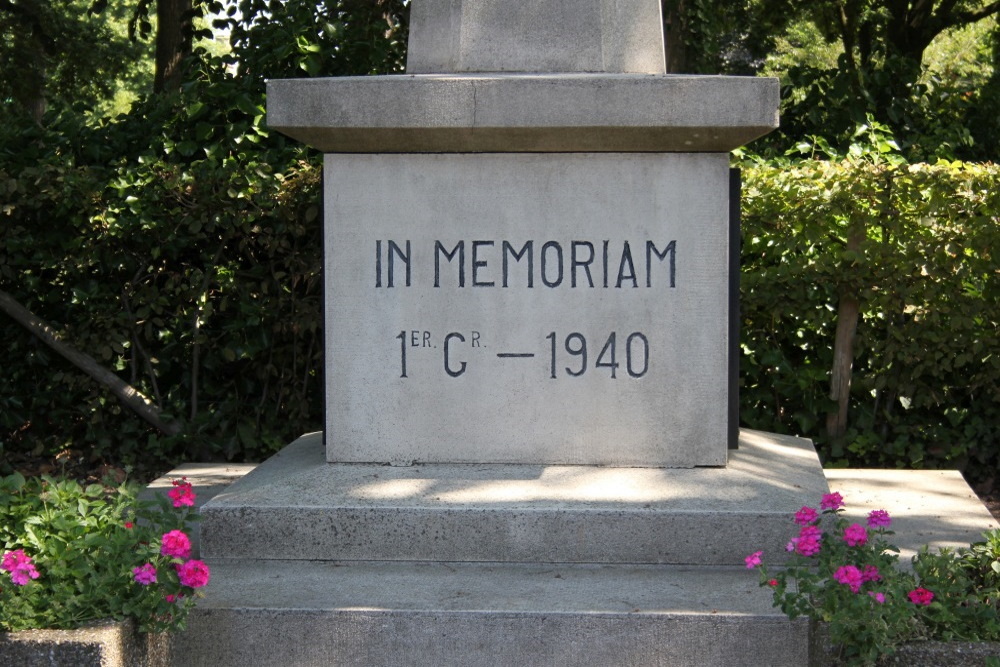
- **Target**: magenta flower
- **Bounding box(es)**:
[744,550,763,569]
[843,523,868,547]
[820,492,844,511]
[2,550,40,586]
[867,509,891,529]
[908,588,934,606]
[133,563,157,585]
[1,549,30,572]
[165,593,183,603]
[833,565,863,593]
[167,478,196,508]
[868,591,886,603]
[861,565,881,583]
[794,506,818,526]
[786,538,798,552]
[160,530,192,559]
[177,559,211,588]
[796,535,821,557]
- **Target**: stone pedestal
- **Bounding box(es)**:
[189,1,823,664]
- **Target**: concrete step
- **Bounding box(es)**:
[171,559,807,667]
[199,429,829,565]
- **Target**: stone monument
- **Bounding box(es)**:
[188,2,831,664]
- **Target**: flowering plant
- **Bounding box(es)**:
[0,473,209,634]
[746,492,1000,665]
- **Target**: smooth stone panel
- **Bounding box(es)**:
[199,430,830,564]
[324,152,730,466]
[407,0,665,74]
[266,74,780,153]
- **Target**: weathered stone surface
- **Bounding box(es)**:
[172,559,809,667]
[0,620,170,667]
[324,151,730,466]
[266,74,779,153]
[199,430,828,564]
[407,0,666,74]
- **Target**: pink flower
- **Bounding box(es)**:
[160,530,192,559]
[794,524,823,556]
[133,563,157,585]
[820,492,844,511]
[796,534,821,557]
[867,509,891,529]
[861,565,881,583]
[843,523,868,547]
[908,588,934,606]
[1,549,30,572]
[768,579,778,587]
[2,550,40,586]
[868,591,886,603]
[165,593,183,603]
[167,478,196,508]
[786,538,798,552]
[794,506,818,526]
[744,551,763,569]
[833,565,864,593]
[177,560,210,588]
[124,521,134,529]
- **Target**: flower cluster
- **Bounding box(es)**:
[0,473,211,634]
[130,483,210,607]
[1,549,41,586]
[742,493,960,664]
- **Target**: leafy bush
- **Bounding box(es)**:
[740,156,1000,480]
[0,472,208,633]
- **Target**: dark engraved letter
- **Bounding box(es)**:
[472,240,495,287]
[646,240,677,288]
[602,240,610,288]
[502,241,534,288]
[434,241,465,288]
[444,332,467,377]
[571,241,595,288]
[388,240,411,288]
[541,241,564,288]
[376,240,382,288]
[616,241,638,288]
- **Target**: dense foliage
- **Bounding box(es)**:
[740,153,999,480]
[0,0,407,472]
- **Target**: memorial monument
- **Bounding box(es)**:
[186,1,830,663]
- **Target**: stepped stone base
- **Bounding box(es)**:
[172,560,807,667]
[157,435,999,667]
[199,429,828,565]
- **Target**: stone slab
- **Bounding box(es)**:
[171,559,808,667]
[827,468,1000,562]
[198,430,829,564]
[0,619,169,667]
[407,0,666,74]
[325,152,731,467]
[265,74,780,153]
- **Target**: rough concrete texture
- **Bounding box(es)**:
[171,560,808,667]
[198,429,828,564]
[407,0,665,74]
[265,74,779,153]
[0,619,170,667]
[325,152,731,467]
[827,468,1000,561]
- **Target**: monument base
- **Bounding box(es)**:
[157,432,999,666]
[199,429,829,565]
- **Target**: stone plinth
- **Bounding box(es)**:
[325,152,731,466]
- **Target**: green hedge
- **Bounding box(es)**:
[740,159,999,480]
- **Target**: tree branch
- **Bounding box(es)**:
[0,288,182,436]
